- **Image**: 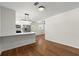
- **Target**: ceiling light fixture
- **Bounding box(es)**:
[20,13,32,25]
[34,2,46,11]
[38,6,45,11]
[24,13,29,21]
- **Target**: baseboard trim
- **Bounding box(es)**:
[46,39,79,49]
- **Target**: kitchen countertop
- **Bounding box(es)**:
[0,32,36,37]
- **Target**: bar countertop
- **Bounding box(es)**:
[0,32,36,37]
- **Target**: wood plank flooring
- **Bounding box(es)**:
[1,34,79,56]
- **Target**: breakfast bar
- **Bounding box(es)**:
[0,32,36,52]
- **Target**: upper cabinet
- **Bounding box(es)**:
[0,6,16,36]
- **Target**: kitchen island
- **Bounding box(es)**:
[0,32,36,52]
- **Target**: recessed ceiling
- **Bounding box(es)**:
[0,2,79,22]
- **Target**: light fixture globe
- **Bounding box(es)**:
[38,6,45,11]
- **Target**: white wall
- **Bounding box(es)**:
[0,7,1,36]
[45,8,79,48]
[0,7,2,51]
[0,6,16,36]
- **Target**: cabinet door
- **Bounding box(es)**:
[1,7,16,36]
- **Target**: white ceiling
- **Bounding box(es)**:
[0,2,79,21]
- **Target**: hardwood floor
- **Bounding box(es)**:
[1,34,79,56]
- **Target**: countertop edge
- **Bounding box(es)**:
[0,32,36,37]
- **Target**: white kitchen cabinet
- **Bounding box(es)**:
[0,6,16,36]
[0,6,16,52]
